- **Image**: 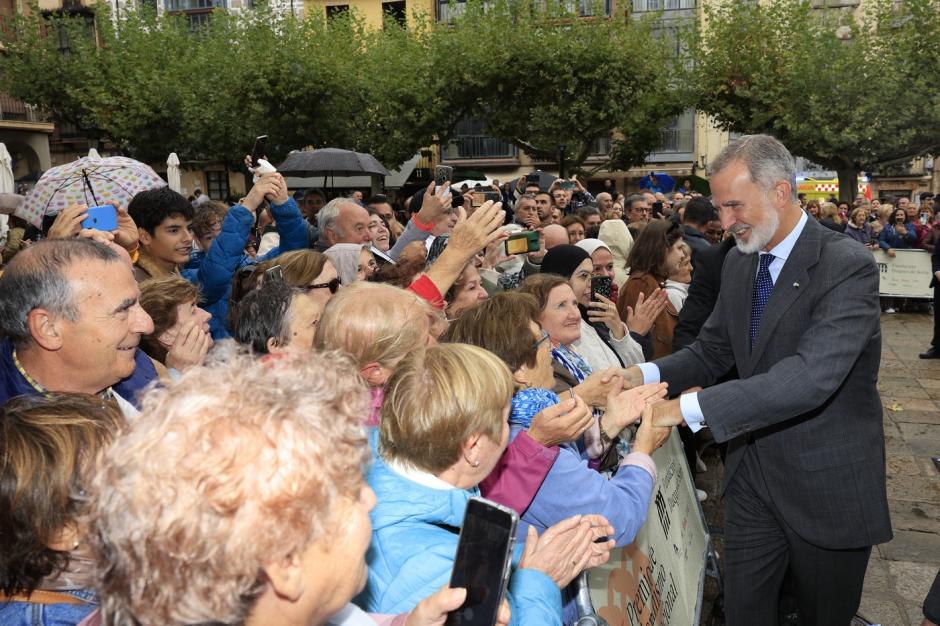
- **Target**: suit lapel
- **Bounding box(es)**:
[749,218,823,363]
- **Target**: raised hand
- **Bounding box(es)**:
[587,293,625,339]
[624,288,668,336]
[527,396,593,447]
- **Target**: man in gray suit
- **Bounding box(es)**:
[627,135,891,625]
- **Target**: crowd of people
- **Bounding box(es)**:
[0,134,937,626]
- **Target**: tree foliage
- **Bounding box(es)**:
[434,0,690,176]
[692,0,940,200]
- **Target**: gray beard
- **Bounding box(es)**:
[733,209,780,254]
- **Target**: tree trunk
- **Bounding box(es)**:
[836,167,858,204]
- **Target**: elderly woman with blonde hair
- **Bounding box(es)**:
[315,281,593,518]
[360,343,615,625]
[84,347,486,626]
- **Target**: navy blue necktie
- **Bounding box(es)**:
[750,253,775,348]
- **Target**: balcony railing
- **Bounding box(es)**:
[442,135,518,161]
[0,93,51,123]
[165,0,224,11]
[656,127,693,153]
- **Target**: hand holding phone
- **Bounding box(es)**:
[445,498,517,626]
[504,231,540,256]
[81,204,118,231]
[250,135,268,168]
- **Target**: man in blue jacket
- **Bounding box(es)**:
[128,174,308,338]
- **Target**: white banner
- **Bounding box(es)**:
[872,249,933,299]
[587,428,709,626]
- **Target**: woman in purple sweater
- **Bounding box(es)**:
[443,291,671,546]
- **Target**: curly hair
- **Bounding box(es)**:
[86,344,369,625]
[0,393,124,596]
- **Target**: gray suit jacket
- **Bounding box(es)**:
[654,217,892,549]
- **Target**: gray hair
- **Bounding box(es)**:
[231,278,298,354]
[0,239,120,346]
[709,134,798,201]
[317,198,348,241]
[624,194,647,209]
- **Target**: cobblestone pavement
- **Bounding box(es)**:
[696,311,940,626]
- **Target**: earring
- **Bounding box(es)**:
[72,540,80,550]
[473,460,480,468]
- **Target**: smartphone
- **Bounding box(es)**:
[482,190,501,204]
[921,212,929,225]
[591,275,612,301]
[445,498,518,626]
[435,165,454,187]
[560,180,576,191]
[81,204,118,231]
[251,135,268,168]
[651,201,664,217]
[525,174,540,188]
[504,231,540,255]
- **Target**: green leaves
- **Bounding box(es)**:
[693,0,940,196]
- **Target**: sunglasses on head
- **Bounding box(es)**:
[305,277,341,294]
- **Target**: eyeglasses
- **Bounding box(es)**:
[533,329,551,349]
[305,277,341,294]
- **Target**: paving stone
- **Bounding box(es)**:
[886,560,937,605]
[862,557,892,595]
[857,596,907,626]
[890,409,940,424]
[887,501,940,534]
[885,474,940,503]
[881,383,931,399]
[898,422,940,442]
[918,378,940,390]
[878,530,940,564]
[882,397,940,412]
[886,454,928,477]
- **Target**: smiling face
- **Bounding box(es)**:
[566,222,585,244]
[139,214,194,270]
[539,284,582,346]
[367,215,391,252]
[55,259,155,394]
[591,247,615,279]
[711,160,781,254]
[569,258,593,307]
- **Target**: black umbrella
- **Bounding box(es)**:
[277,148,390,178]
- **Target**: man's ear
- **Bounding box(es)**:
[138,227,153,247]
[262,553,304,602]
[359,362,388,386]
[772,180,792,210]
[27,308,64,351]
[266,337,282,354]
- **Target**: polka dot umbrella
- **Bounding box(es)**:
[16,155,167,228]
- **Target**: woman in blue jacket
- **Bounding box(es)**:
[878,207,918,256]
[357,344,614,626]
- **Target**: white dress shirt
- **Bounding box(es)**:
[637,211,809,432]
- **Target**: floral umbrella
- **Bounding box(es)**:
[16,155,166,227]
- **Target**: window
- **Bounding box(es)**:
[205,171,229,201]
[383,0,406,27]
[649,109,695,161]
[165,0,221,10]
[632,0,695,11]
[326,4,349,20]
[442,117,518,161]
